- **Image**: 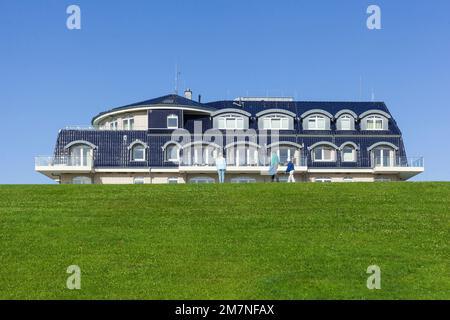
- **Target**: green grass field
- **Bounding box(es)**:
[0,182,449,299]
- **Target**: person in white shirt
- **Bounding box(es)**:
[215,153,227,183]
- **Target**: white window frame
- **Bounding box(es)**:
[343,176,353,182]
[372,148,395,167]
[313,146,336,162]
[261,114,289,130]
[217,114,245,130]
[168,177,179,184]
[341,146,356,162]
[167,114,179,129]
[315,177,332,183]
[230,177,256,183]
[123,117,135,130]
[308,115,326,130]
[340,115,352,130]
[165,144,180,162]
[133,177,145,184]
[72,176,92,184]
[110,119,118,130]
[131,144,146,161]
[366,116,384,130]
[189,177,215,184]
[275,147,298,164]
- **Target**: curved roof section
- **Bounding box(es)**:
[92,94,215,124]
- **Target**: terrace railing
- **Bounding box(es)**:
[35,155,94,168]
[64,125,148,131]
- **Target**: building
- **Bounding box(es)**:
[35,90,424,184]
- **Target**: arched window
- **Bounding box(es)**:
[308,115,326,130]
[165,144,180,162]
[225,142,259,166]
[167,114,179,129]
[339,115,353,130]
[70,144,92,166]
[372,146,395,167]
[131,144,146,161]
[72,176,92,184]
[366,116,384,130]
[341,145,357,162]
[217,114,244,130]
[312,145,336,162]
[261,114,289,130]
[181,143,220,166]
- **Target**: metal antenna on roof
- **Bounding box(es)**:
[174,64,181,95]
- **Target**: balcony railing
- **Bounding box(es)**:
[64,125,148,131]
[372,156,424,168]
[35,155,93,169]
[178,156,308,168]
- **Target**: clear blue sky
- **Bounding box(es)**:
[1,0,449,183]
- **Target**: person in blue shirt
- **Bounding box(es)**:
[215,153,227,183]
[286,158,296,183]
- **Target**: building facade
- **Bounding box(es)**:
[35,91,424,184]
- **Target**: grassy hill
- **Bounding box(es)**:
[0,182,449,299]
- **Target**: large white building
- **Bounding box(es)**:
[35,91,424,184]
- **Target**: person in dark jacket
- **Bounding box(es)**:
[286,158,295,183]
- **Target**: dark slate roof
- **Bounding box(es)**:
[205,100,391,117]
[92,94,214,123]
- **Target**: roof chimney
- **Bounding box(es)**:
[198,94,202,103]
[184,88,192,100]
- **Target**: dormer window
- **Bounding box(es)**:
[342,146,356,162]
[131,144,146,161]
[218,114,244,130]
[340,115,352,130]
[309,143,338,162]
[123,117,134,130]
[366,116,383,130]
[165,144,180,162]
[308,116,326,130]
[167,114,178,129]
[262,115,289,130]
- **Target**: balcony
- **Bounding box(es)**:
[178,156,308,174]
[35,155,94,176]
[372,156,424,179]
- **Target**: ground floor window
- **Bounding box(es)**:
[189,177,215,184]
[133,177,145,184]
[72,176,92,184]
[230,177,256,183]
[374,177,392,182]
[168,177,179,184]
[343,176,353,182]
[315,177,332,183]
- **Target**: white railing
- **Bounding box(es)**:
[372,156,424,168]
[179,156,308,168]
[64,125,148,131]
[35,155,93,168]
